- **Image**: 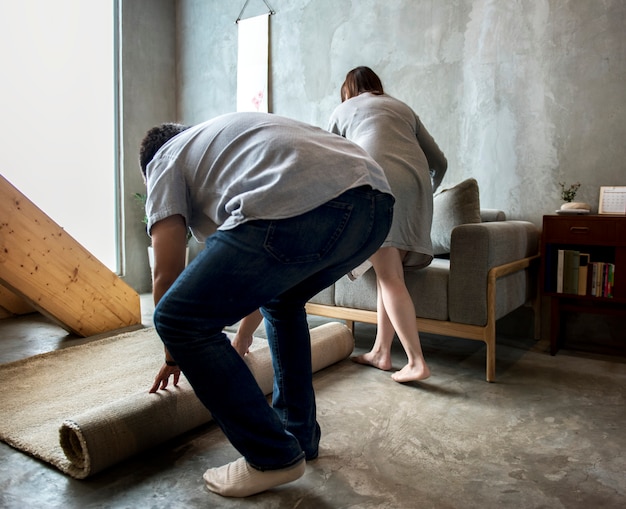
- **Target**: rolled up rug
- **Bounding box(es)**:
[57,321,353,478]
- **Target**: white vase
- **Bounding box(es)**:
[560,201,591,211]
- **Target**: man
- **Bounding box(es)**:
[139,112,393,497]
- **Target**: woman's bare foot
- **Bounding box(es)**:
[391,363,431,383]
[351,351,392,371]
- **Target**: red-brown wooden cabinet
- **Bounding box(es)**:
[541,214,626,354]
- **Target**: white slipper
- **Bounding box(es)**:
[203,457,306,497]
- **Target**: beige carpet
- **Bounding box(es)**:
[0,322,353,479]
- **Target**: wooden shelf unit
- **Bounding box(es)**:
[540,214,626,355]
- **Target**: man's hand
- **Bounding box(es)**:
[149,363,181,393]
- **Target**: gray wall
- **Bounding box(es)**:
[121,0,626,291]
[120,0,177,291]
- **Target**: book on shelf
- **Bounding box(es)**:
[587,261,615,298]
[591,262,602,297]
[577,253,590,295]
[556,249,580,295]
[592,262,601,297]
[605,263,615,298]
[551,250,616,298]
[563,250,580,295]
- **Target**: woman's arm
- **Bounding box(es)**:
[416,117,448,192]
[231,309,264,357]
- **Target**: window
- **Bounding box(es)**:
[0,1,118,271]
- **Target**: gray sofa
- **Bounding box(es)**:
[305,178,541,382]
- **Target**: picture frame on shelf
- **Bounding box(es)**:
[598,186,626,215]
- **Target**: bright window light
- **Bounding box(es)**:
[0,1,117,271]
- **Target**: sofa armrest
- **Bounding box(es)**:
[448,221,540,325]
[480,209,507,222]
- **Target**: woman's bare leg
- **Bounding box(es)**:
[362,247,430,382]
[351,279,394,370]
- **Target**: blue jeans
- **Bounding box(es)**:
[153,186,393,470]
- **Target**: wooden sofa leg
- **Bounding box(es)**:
[345,319,355,335]
[485,327,496,383]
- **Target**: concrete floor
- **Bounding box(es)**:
[1,296,625,508]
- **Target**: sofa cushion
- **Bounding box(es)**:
[431,178,481,255]
[333,259,450,321]
[405,259,450,320]
[308,284,334,306]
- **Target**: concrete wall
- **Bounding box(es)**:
[120,0,177,291]
[176,0,625,220]
[121,0,626,291]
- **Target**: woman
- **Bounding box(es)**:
[328,66,447,382]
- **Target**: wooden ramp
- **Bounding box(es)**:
[0,174,141,336]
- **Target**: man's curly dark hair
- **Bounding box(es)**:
[139,123,190,177]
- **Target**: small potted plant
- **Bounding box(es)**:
[133,192,149,228]
[558,182,590,212]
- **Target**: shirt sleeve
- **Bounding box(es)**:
[145,154,191,236]
[415,115,447,192]
[327,106,345,136]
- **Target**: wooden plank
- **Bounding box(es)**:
[304,302,488,341]
[0,174,141,336]
[0,283,35,317]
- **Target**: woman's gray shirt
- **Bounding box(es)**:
[328,93,447,267]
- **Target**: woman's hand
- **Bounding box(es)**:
[231,310,263,357]
[149,363,181,393]
[231,332,254,357]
